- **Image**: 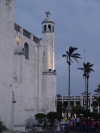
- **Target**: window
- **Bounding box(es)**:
[52,25,54,32]
[44,25,46,31]
[24,43,29,60]
[48,24,51,31]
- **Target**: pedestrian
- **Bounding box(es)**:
[64,116,68,122]
[54,118,59,132]
[98,119,100,133]
[72,116,75,128]
[76,116,81,132]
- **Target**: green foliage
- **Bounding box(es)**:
[63,46,82,65]
[88,112,95,118]
[0,121,8,132]
[91,84,100,108]
[94,113,100,119]
[47,112,59,126]
[78,62,94,77]
[71,105,85,115]
[91,97,100,108]
[57,101,62,115]
[57,101,65,116]
[35,113,47,126]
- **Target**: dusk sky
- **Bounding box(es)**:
[15,0,100,96]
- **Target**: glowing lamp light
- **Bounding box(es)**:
[15,36,21,45]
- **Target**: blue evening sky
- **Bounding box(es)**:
[15,0,100,96]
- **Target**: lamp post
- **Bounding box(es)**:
[83,73,89,133]
[78,62,94,133]
[86,74,89,133]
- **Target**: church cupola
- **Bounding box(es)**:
[42,12,55,33]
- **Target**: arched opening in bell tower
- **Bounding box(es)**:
[44,25,46,31]
[48,24,51,31]
[52,25,54,32]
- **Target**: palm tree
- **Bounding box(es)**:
[78,62,94,133]
[62,46,82,115]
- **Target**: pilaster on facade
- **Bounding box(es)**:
[80,96,83,106]
[74,96,76,106]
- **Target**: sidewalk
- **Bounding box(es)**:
[54,131,96,133]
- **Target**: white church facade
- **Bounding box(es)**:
[0,0,56,131]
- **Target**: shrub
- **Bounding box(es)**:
[35,113,47,126]
[47,112,60,126]
[0,121,8,133]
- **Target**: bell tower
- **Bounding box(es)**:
[42,12,55,71]
[42,12,56,113]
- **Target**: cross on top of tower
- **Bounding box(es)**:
[42,12,55,25]
[45,12,50,17]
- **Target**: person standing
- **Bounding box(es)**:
[76,116,81,132]
[64,116,68,122]
[98,120,100,133]
[54,118,59,132]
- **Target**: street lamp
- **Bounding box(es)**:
[78,62,94,133]
[85,73,89,133]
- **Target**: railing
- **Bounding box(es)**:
[14,23,20,32]
[33,36,40,44]
[23,29,31,39]
[14,23,40,44]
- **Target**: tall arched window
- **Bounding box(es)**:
[44,25,46,31]
[24,43,29,60]
[48,24,51,31]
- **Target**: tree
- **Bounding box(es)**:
[91,97,100,108]
[78,62,94,133]
[63,46,82,114]
[91,84,100,108]
[71,105,85,115]
[95,84,100,93]
[0,121,8,133]
[56,94,62,101]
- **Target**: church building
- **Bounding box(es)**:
[0,0,56,131]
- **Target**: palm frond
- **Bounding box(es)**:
[69,46,78,55]
[73,58,79,63]
[71,55,82,59]
[66,50,69,54]
[72,53,81,56]
[78,68,84,70]
[62,54,66,57]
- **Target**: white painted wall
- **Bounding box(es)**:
[0,1,57,131]
[0,0,14,130]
